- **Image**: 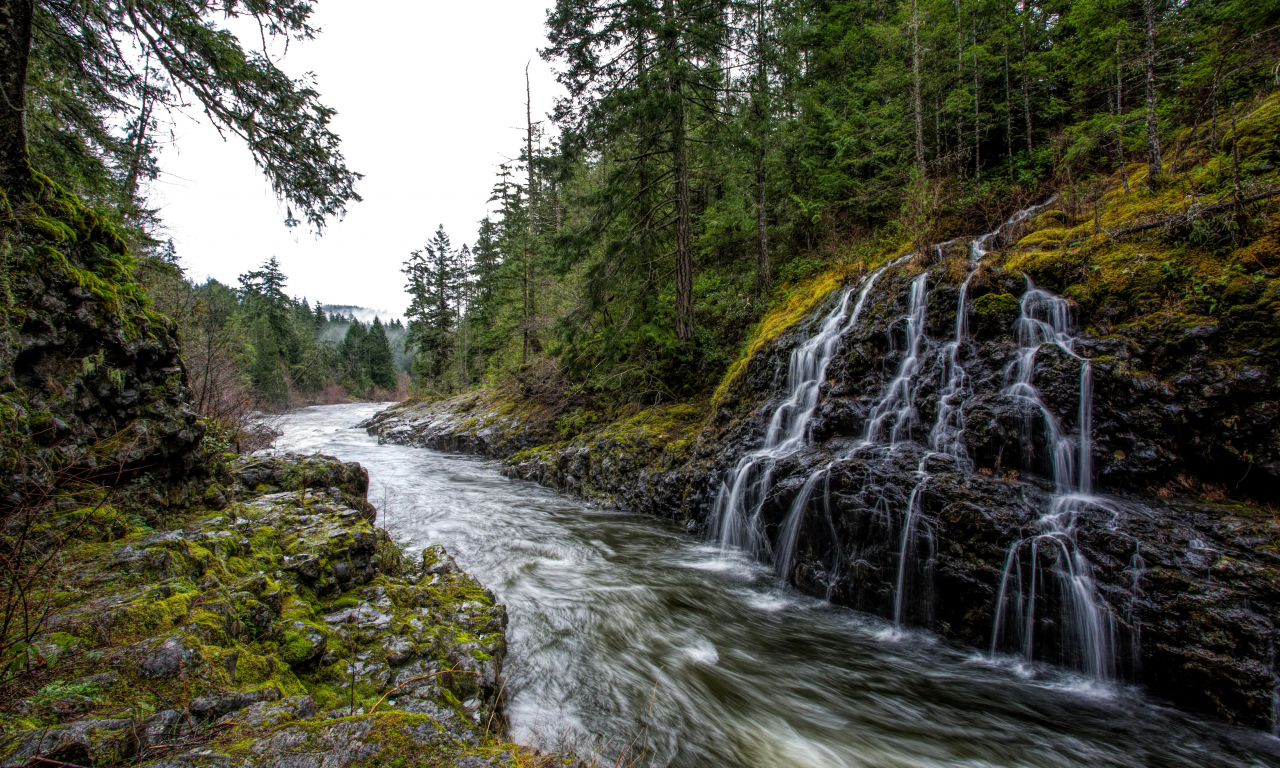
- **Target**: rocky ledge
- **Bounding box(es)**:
[0,454,571,768]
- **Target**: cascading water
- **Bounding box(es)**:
[858,272,931,450]
[927,268,974,469]
[931,196,1059,466]
[776,270,933,587]
[990,278,1117,680]
[776,198,1065,607]
[268,404,1277,768]
[713,264,890,557]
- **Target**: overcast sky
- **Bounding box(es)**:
[149,0,562,320]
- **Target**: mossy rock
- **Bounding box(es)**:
[972,293,1020,338]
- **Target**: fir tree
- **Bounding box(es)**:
[249,316,288,403]
[364,317,397,388]
[403,225,462,384]
[339,321,370,390]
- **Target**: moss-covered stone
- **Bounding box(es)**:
[0,454,562,768]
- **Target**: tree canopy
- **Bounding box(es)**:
[1,0,361,233]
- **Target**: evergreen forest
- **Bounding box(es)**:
[396,0,1280,406]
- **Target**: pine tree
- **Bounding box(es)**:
[364,317,397,388]
[403,225,462,384]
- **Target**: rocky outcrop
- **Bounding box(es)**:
[366,257,1280,732]
[0,454,571,768]
[715,264,1280,730]
[0,173,204,506]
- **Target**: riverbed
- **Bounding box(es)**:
[270,403,1279,768]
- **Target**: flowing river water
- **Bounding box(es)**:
[270,403,1279,768]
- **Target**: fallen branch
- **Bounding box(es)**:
[368,668,477,715]
[1065,188,1280,246]
[31,758,91,768]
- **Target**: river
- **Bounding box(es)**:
[270,403,1279,768]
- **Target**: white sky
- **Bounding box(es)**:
[149,0,562,320]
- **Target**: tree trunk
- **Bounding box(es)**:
[1020,6,1032,153]
[0,0,33,198]
[956,0,965,174]
[124,53,154,204]
[1004,44,1012,165]
[911,0,925,172]
[756,152,769,295]
[524,67,538,362]
[1116,36,1131,193]
[973,22,980,180]
[755,0,771,296]
[1143,0,1161,188]
[664,0,693,342]
[672,92,694,342]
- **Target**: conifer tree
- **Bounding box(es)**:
[545,0,734,343]
[249,316,288,402]
[364,317,397,388]
[403,225,462,384]
[339,321,370,390]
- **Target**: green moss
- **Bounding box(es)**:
[713,260,881,405]
[972,293,1019,319]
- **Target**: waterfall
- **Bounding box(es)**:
[858,272,931,450]
[930,198,1056,467]
[990,278,1116,680]
[1126,543,1146,674]
[927,270,975,468]
[713,264,891,556]
[776,269,933,588]
[777,198,1062,602]
[847,271,934,625]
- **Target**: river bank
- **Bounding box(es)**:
[0,452,569,768]
[254,403,1276,767]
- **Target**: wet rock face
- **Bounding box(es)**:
[367,263,1280,731]
[702,267,1280,730]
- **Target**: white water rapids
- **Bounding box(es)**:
[270,404,1278,767]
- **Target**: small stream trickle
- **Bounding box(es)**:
[990,278,1117,680]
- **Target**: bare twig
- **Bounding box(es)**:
[368,668,477,715]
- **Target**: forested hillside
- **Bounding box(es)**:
[401,0,1280,403]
